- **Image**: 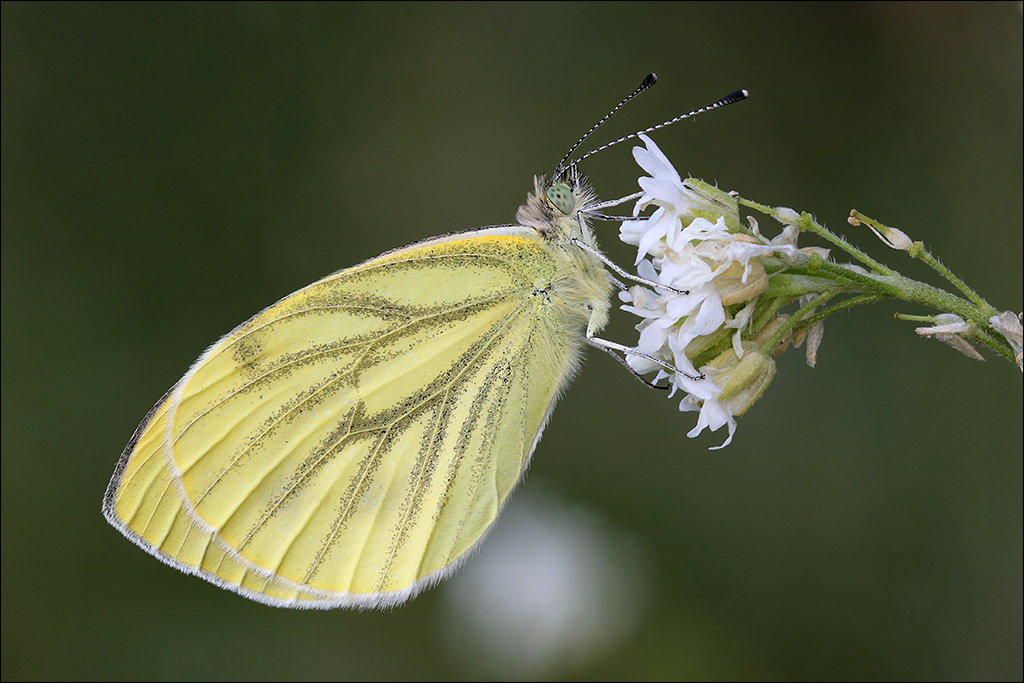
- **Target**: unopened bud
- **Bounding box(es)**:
[704,343,776,416]
[716,258,769,306]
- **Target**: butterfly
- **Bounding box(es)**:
[102,76,746,609]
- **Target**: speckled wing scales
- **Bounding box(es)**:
[103,228,578,608]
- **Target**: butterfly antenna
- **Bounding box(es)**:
[573,89,749,167]
[551,73,658,181]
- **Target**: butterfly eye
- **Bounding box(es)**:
[546,184,576,215]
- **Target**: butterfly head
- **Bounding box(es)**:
[516,165,597,236]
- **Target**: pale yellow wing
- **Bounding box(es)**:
[103,227,589,608]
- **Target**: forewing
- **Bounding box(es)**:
[103,229,579,608]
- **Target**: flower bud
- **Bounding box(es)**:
[774,207,800,225]
[753,315,793,356]
[850,210,914,251]
[682,177,741,230]
[703,342,776,416]
[715,257,769,306]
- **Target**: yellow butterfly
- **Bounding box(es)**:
[102,76,746,609]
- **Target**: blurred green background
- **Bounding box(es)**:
[2,2,1021,680]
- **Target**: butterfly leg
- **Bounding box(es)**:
[586,191,642,212]
[580,192,651,222]
[584,313,704,388]
[571,238,689,296]
[587,338,669,390]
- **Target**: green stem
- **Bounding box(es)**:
[762,291,835,354]
[750,295,785,338]
[796,213,896,276]
[800,294,884,328]
[736,197,896,276]
[716,195,1015,367]
[912,248,993,312]
[851,210,993,311]
[970,326,1016,362]
[773,251,992,327]
[894,313,940,323]
[764,273,856,298]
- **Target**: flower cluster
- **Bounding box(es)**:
[614,127,1021,447]
[617,135,1022,448]
[618,136,801,448]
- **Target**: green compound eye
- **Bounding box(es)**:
[546,184,575,215]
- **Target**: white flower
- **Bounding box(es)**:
[692,344,777,449]
[989,311,1023,372]
[618,135,789,447]
[914,314,984,361]
[619,135,738,265]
